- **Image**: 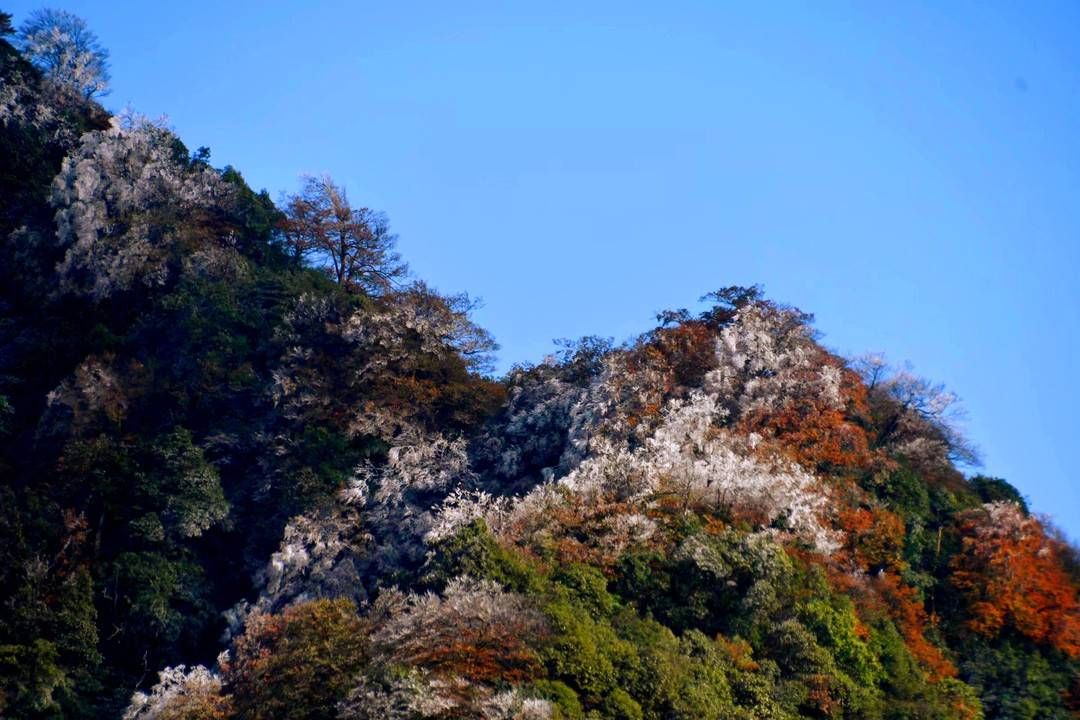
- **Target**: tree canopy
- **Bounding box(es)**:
[280,174,407,294]
[17,8,110,98]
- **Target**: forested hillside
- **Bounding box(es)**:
[1,10,1078,719]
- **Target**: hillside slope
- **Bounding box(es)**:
[1,14,1078,719]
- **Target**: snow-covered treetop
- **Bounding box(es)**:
[17,8,110,99]
[50,113,234,299]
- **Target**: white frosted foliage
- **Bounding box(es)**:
[50,114,232,299]
[17,9,110,99]
[433,387,837,553]
[123,665,223,720]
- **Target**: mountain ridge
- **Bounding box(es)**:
[1,12,1078,719]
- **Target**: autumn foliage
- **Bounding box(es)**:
[873,571,958,679]
[951,502,1080,657]
[738,354,876,474]
[3,12,1080,717]
[838,505,907,572]
[371,578,548,685]
[223,599,368,720]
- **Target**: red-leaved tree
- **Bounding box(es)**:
[951,502,1080,657]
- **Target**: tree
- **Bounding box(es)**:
[280,175,407,294]
[17,9,110,99]
[124,665,232,720]
[370,577,547,684]
[271,287,500,442]
[223,598,368,720]
[856,354,979,470]
[50,114,233,299]
[951,502,1080,656]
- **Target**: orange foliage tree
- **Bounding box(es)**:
[371,578,547,685]
[838,505,907,573]
[822,557,957,680]
[738,354,875,475]
[871,571,957,679]
[950,502,1080,657]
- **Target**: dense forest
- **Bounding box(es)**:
[1,9,1078,719]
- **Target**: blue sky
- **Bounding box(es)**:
[8,1,1079,538]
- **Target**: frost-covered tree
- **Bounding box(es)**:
[338,675,422,720]
[272,287,498,443]
[340,283,497,376]
[437,388,838,556]
[706,302,821,418]
[360,435,475,506]
[469,333,666,497]
[350,433,476,572]
[479,691,553,720]
[242,428,480,618]
[50,114,233,299]
[0,61,73,139]
[426,488,511,544]
[281,174,407,294]
[686,302,877,472]
[17,8,109,99]
[338,671,452,720]
[239,503,367,619]
[856,354,979,469]
[339,672,552,720]
[471,362,590,487]
[123,665,231,720]
[638,391,836,548]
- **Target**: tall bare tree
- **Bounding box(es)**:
[281,175,407,294]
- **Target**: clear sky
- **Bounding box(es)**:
[8,1,1079,538]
